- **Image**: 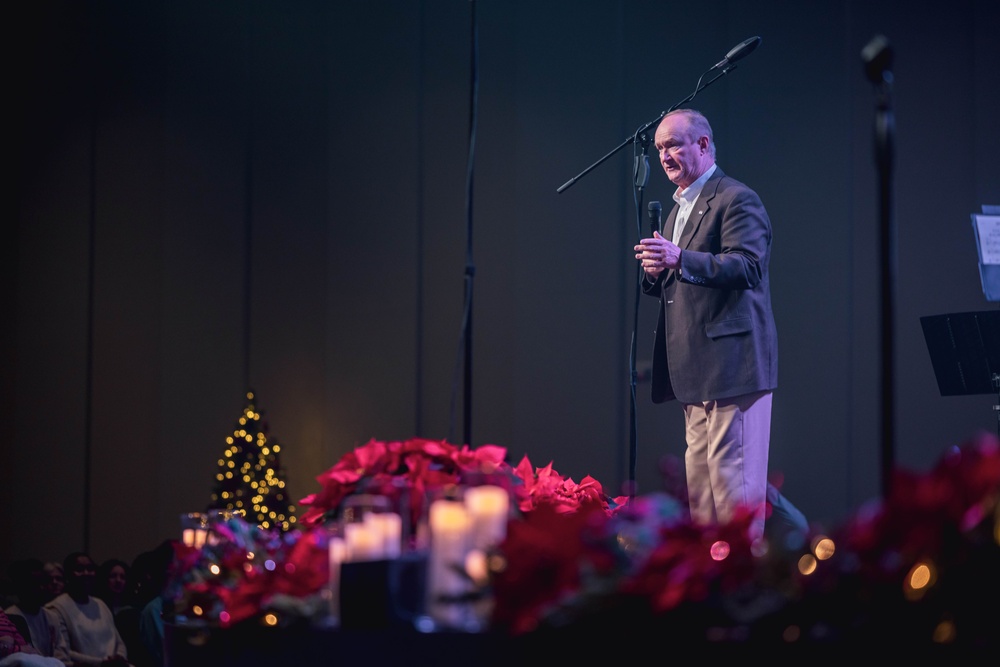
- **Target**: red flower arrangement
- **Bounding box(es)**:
[297,437,512,536]
[163,433,1000,647]
[793,431,1000,644]
[168,517,331,627]
[488,501,612,635]
[297,437,627,535]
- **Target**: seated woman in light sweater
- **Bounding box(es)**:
[45,553,133,667]
[0,608,63,667]
[4,558,59,658]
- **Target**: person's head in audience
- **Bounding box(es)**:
[62,552,97,603]
[42,562,64,601]
[96,559,130,613]
[128,540,175,609]
[6,558,48,613]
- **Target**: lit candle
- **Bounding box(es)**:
[344,521,382,561]
[427,499,471,628]
[180,513,209,549]
[366,512,402,559]
[182,528,208,549]
[464,548,489,585]
[327,536,346,623]
[464,485,509,550]
[429,499,470,554]
[328,536,347,570]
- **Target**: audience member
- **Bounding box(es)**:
[3,560,58,657]
[136,542,175,667]
[117,542,174,667]
[45,552,133,667]
[94,562,129,618]
[39,567,62,605]
[0,608,62,667]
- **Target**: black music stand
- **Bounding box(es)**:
[920,310,1000,436]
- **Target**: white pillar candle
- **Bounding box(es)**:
[327,536,346,622]
[180,513,209,549]
[464,485,509,550]
[328,536,347,572]
[366,512,402,559]
[182,528,208,549]
[181,528,206,549]
[344,521,383,561]
[427,499,471,628]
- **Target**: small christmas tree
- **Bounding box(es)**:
[208,390,297,532]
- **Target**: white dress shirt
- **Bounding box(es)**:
[671,163,717,245]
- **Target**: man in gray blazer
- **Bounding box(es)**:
[634,108,778,544]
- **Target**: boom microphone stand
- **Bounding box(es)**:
[862,34,896,500]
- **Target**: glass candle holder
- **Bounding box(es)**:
[340,494,401,562]
[179,513,209,549]
[464,484,510,551]
[425,496,474,630]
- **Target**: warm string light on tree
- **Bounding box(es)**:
[209,390,297,531]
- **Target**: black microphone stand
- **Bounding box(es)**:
[446,0,479,448]
[862,34,896,501]
[556,61,745,502]
[461,1,479,449]
[627,136,653,500]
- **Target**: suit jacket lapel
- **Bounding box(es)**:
[677,167,724,249]
[665,207,679,239]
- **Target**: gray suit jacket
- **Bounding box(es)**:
[643,166,778,404]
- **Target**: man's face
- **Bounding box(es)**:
[654,115,710,189]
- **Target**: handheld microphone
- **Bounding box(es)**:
[647,201,662,238]
[710,36,761,70]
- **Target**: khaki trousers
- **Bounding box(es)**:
[682,389,772,542]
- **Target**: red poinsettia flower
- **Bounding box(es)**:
[490,500,611,634]
[831,433,1000,587]
[171,542,205,574]
[927,432,1000,528]
[298,439,389,526]
[216,570,272,627]
[618,507,756,613]
[270,527,331,598]
[511,455,628,515]
[452,443,509,474]
[298,438,518,534]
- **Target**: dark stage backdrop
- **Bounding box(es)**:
[3,0,999,569]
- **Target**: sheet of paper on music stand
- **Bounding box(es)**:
[972,212,1000,301]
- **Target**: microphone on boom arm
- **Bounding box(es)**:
[710,36,761,70]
